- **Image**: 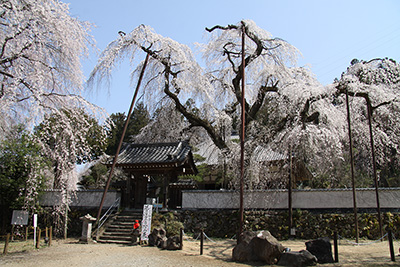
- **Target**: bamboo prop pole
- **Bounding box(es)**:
[345,88,359,243]
[96,53,150,222]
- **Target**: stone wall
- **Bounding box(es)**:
[177,209,400,240]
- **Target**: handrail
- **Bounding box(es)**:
[94,197,120,238]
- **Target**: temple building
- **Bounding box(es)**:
[108,141,197,209]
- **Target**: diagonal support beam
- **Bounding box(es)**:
[96,53,150,222]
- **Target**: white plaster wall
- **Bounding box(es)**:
[182,189,400,210]
[40,190,121,208]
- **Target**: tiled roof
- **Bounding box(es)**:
[194,137,287,166]
[251,146,287,162]
[169,179,198,188]
[116,141,192,165]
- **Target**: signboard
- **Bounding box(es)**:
[140,204,153,241]
[11,210,29,225]
[33,214,38,245]
[33,214,37,227]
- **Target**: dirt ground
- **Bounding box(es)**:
[1,236,400,266]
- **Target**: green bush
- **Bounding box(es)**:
[152,212,183,237]
[166,220,184,237]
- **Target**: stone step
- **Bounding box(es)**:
[115,216,137,221]
[97,239,132,245]
[107,223,134,229]
[104,228,132,233]
[102,231,133,236]
[97,210,144,245]
[99,235,132,241]
[111,221,136,225]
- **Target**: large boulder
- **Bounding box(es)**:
[158,236,168,249]
[277,250,317,267]
[166,236,181,250]
[232,230,285,264]
[148,227,181,250]
[305,237,334,264]
[232,231,257,262]
[148,227,166,247]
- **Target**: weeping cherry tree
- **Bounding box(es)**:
[1,0,106,234]
[89,20,348,189]
[335,58,400,186]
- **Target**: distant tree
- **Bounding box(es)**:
[105,102,150,155]
[79,162,108,189]
[0,0,101,136]
[0,125,48,233]
[130,102,151,135]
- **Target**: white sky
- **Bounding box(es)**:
[66,0,400,115]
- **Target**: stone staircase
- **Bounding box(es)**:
[97,210,143,245]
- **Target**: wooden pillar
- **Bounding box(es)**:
[288,146,293,238]
[134,174,148,209]
[163,173,169,210]
[127,174,132,208]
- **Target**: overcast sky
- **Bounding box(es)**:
[65,0,400,115]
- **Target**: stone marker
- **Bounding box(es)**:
[79,214,96,243]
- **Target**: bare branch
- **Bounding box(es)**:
[205,24,238,32]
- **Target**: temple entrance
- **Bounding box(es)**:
[108,141,198,210]
[132,175,148,209]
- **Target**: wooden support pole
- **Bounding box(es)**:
[179,228,183,250]
[3,233,10,254]
[366,102,383,239]
[345,88,359,243]
[64,200,68,240]
[49,226,52,246]
[334,231,339,263]
[25,226,28,241]
[11,225,14,241]
[388,229,395,262]
[36,228,41,249]
[288,146,293,238]
[200,230,204,255]
[238,22,246,244]
[96,53,150,222]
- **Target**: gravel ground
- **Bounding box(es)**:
[1,237,400,266]
[0,238,242,267]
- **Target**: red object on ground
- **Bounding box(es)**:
[133,220,140,230]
